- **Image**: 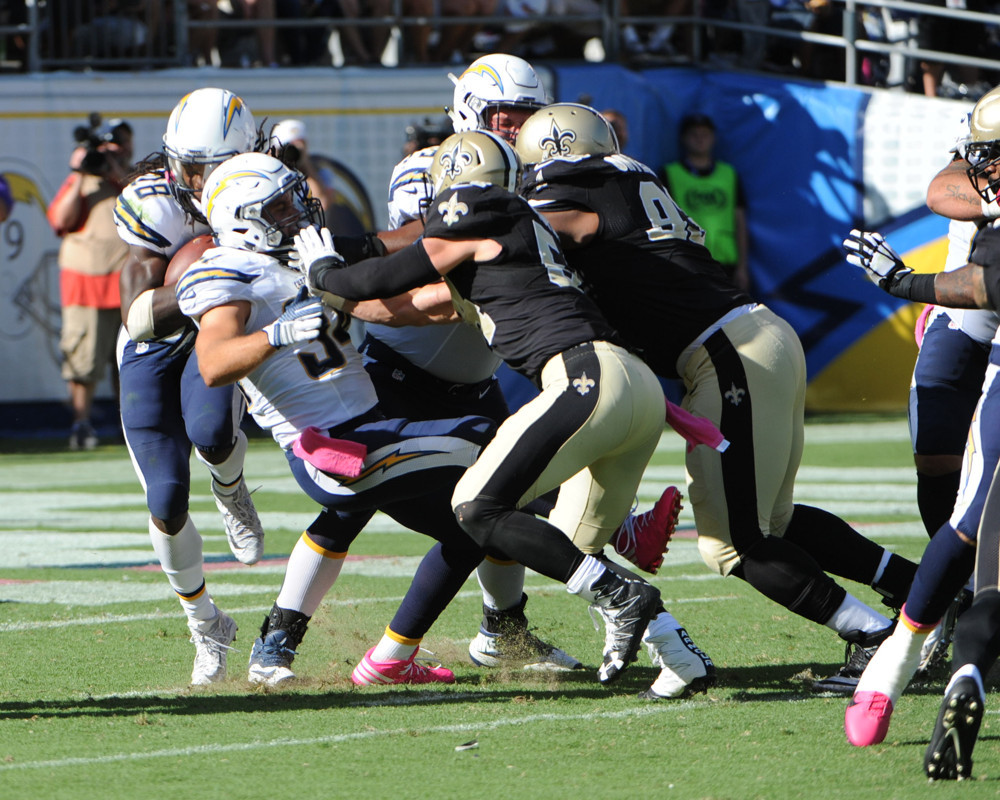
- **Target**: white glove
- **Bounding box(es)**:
[292,226,345,293]
[262,287,325,348]
[843,229,911,290]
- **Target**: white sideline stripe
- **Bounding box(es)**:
[0,701,706,772]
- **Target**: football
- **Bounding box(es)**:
[164,234,214,286]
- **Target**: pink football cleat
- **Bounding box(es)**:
[845,690,894,746]
[612,486,683,574]
[351,647,456,686]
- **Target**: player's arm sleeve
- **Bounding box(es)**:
[313,239,440,300]
[332,232,388,264]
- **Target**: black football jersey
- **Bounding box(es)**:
[971,222,1000,310]
[522,155,754,378]
[424,183,622,382]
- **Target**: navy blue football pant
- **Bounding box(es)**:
[118,331,241,522]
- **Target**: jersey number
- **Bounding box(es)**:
[534,220,582,290]
[639,182,706,245]
[296,310,351,379]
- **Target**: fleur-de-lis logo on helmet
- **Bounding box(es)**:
[439,141,473,181]
[438,193,469,226]
[540,121,577,158]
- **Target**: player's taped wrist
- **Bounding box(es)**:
[982,198,1000,219]
[884,272,936,303]
[333,232,388,264]
[312,239,438,300]
[126,289,157,341]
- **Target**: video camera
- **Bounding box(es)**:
[73,112,131,176]
[404,117,452,151]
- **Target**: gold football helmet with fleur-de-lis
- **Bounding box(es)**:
[514,103,619,167]
[966,84,1000,204]
[427,131,521,197]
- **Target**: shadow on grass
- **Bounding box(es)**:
[0,666,678,720]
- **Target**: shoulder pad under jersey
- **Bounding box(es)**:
[176,248,277,319]
[115,170,209,256]
[424,184,528,241]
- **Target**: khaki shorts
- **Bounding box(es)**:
[60,305,121,383]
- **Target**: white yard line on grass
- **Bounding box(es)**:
[0,701,708,772]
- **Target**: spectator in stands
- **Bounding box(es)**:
[333,0,392,64]
[185,0,219,66]
[911,0,989,98]
[621,0,692,59]
[47,118,133,449]
[270,118,337,211]
[404,0,499,63]
[70,0,153,61]
[0,174,13,223]
[230,0,277,66]
[663,113,749,291]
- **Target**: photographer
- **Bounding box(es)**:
[47,116,133,450]
[269,119,336,212]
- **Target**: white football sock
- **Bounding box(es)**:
[825,593,892,636]
[275,532,346,617]
[566,555,608,600]
[855,622,926,703]
[148,515,216,622]
[476,557,525,611]
[371,629,418,662]
[948,663,985,700]
[196,428,247,491]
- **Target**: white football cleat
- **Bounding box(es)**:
[189,611,238,685]
[213,477,264,565]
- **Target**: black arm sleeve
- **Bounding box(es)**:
[314,239,439,300]
[886,272,937,303]
[332,232,388,265]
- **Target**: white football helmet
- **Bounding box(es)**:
[162,88,261,197]
[966,84,1000,202]
[515,103,619,166]
[447,54,548,134]
[202,152,323,254]
[428,131,521,197]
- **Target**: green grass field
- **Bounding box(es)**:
[0,416,993,799]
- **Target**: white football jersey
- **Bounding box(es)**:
[943,219,999,345]
[372,147,502,383]
[114,169,210,258]
[176,247,379,449]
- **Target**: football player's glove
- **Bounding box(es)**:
[262,286,324,348]
[292,225,346,294]
[843,229,912,292]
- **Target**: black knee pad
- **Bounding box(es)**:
[193,438,237,461]
[454,497,508,549]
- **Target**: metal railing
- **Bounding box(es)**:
[3,0,999,93]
